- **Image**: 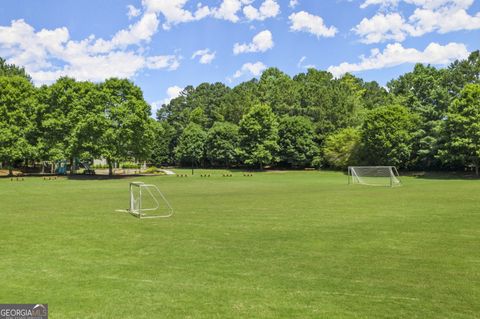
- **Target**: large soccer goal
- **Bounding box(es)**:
[116,182,174,218]
[348,166,401,187]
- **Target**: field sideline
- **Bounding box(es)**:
[0,170,479,318]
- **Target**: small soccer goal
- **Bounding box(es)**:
[348,166,401,187]
[116,182,174,219]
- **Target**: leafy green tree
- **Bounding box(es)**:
[157,86,189,122]
[8,52,480,173]
[150,120,177,165]
[98,78,154,175]
[35,77,99,172]
[35,85,59,170]
[156,87,191,162]
[388,64,450,168]
[175,123,207,168]
[446,50,480,96]
[338,73,366,106]
[294,69,334,123]
[64,81,106,167]
[361,80,389,110]
[157,83,232,163]
[323,127,361,169]
[0,57,31,81]
[361,105,416,167]
[278,116,319,167]
[0,76,36,175]
[439,84,480,174]
[222,79,259,124]
[205,122,239,167]
[294,69,364,143]
[258,68,299,115]
[187,82,229,127]
[239,104,279,169]
[189,107,208,127]
[159,83,230,129]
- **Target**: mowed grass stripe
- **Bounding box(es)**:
[0,171,479,318]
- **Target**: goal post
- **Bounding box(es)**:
[117,182,174,219]
[348,166,401,187]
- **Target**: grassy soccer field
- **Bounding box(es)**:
[0,170,479,318]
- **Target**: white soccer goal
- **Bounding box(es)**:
[116,182,174,219]
[348,166,401,187]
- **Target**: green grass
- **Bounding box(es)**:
[0,170,479,318]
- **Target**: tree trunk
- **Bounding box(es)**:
[108,159,113,176]
[41,161,45,174]
[476,164,479,176]
[70,158,74,175]
[6,161,12,176]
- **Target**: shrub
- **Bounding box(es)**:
[120,162,141,169]
[143,166,166,175]
[144,166,159,174]
[323,127,361,169]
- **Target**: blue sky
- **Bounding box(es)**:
[0,0,479,112]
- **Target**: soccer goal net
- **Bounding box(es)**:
[348,166,401,187]
[117,182,174,219]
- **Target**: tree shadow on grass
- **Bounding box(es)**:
[404,171,480,181]
[65,174,161,180]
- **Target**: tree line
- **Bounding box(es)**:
[0,58,153,176]
[0,52,479,175]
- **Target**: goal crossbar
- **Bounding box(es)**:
[348,166,401,187]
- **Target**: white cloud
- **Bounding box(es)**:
[91,12,159,52]
[289,11,338,37]
[409,6,480,34]
[327,42,469,77]
[213,0,280,22]
[289,0,299,8]
[212,0,248,22]
[142,0,277,28]
[146,55,181,70]
[243,0,280,21]
[0,0,288,85]
[232,61,267,79]
[151,85,184,116]
[165,85,184,103]
[297,56,306,68]
[54,51,147,81]
[0,20,69,71]
[191,49,216,64]
[152,85,183,111]
[355,0,480,43]
[127,5,141,19]
[353,13,410,43]
[233,30,274,54]
[360,0,475,10]
[142,0,211,29]
[360,0,400,9]
[297,56,316,69]
[0,18,180,85]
